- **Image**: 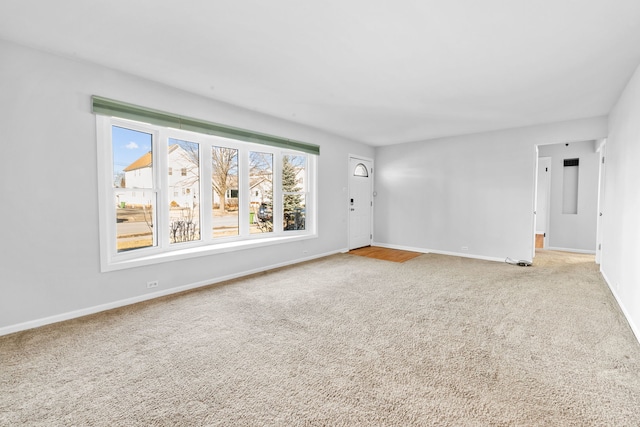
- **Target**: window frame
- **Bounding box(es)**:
[281,153,309,232]
[97,115,317,272]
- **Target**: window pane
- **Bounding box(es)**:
[112,126,153,189]
[212,146,239,237]
[354,163,368,177]
[283,154,306,191]
[115,192,156,252]
[101,116,317,270]
[249,152,273,234]
[112,125,156,251]
[282,154,306,232]
[168,139,201,243]
[283,194,305,231]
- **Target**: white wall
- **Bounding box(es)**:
[537,140,599,252]
[374,118,607,262]
[0,40,373,333]
[601,62,640,339]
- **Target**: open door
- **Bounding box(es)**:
[349,156,373,250]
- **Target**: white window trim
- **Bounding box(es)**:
[97,115,317,272]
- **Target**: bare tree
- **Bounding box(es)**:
[249,151,272,175]
[212,146,238,212]
[249,151,273,203]
[173,141,200,187]
[170,141,238,213]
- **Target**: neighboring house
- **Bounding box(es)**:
[119,151,154,208]
[249,174,272,208]
[167,144,199,210]
[246,164,304,213]
[117,157,299,212]
[118,145,201,209]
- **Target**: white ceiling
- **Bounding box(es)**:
[2,1,640,146]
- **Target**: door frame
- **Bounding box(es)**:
[532,147,539,260]
[595,138,607,264]
[536,156,552,251]
[348,154,374,250]
[534,140,602,261]
[532,146,553,259]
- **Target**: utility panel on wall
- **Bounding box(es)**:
[563,158,579,214]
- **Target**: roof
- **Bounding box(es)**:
[123,152,152,172]
[124,145,181,172]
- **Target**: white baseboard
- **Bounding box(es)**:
[600,270,640,345]
[371,242,506,263]
[546,246,596,254]
[0,249,347,337]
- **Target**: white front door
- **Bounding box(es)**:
[349,157,373,250]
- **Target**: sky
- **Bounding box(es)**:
[112,125,152,176]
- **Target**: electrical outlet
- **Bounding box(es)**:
[461,246,469,251]
[147,280,159,289]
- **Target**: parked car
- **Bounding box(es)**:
[257,203,272,222]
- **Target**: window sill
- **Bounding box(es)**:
[101,233,317,272]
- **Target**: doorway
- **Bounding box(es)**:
[534,140,601,256]
[349,156,373,250]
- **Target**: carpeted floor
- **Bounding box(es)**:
[1,250,639,426]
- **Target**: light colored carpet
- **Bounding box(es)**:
[1,250,639,426]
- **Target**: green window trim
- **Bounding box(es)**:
[92,95,320,155]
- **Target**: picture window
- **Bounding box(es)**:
[96,108,317,271]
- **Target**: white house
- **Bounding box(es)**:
[118,150,153,208]
[118,144,200,209]
[167,144,200,210]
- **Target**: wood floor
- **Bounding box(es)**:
[349,246,422,263]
